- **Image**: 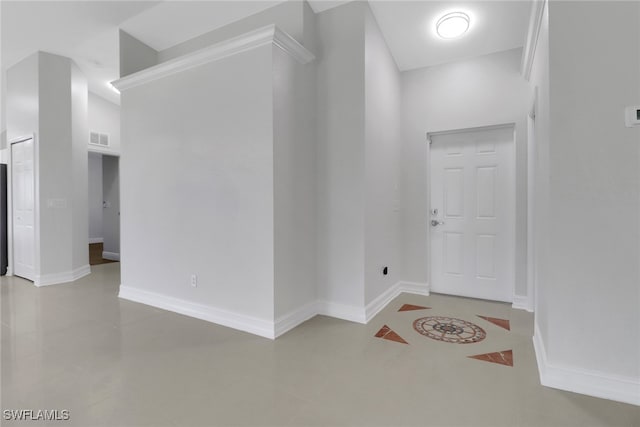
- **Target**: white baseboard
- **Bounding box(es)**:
[102,251,120,261]
[533,322,640,406]
[34,265,91,287]
[274,301,319,338]
[317,300,366,324]
[89,237,104,244]
[118,285,275,339]
[365,282,401,322]
[512,294,534,312]
[118,280,430,340]
[398,281,430,296]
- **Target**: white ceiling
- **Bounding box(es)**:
[1,0,532,105]
[369,1,532,71]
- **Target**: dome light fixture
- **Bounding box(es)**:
[436,12,470,40]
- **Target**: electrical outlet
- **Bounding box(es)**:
[190,274,197,287]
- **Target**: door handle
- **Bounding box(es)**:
[431,220,444,227]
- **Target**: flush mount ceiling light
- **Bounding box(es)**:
[436,12,470,39]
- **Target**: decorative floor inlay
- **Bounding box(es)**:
[413,316,486,344]
[477,315,510,331]
[468,349,513,367]
[398,304,430,312]
[374,325,409,344]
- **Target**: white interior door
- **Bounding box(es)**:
[429,126,515,302]
[11,138,36,281]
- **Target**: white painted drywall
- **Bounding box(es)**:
[363,5,402,304]
[6,54,39,143]
[402,48,530,298]
[88,152,103,241]
[7,52,89,282]
[69,61,89,270]
[88,92,121,155]
[6,53,39,277]
[102,155,119,257]
[119,30,158,78]
[542,0,639,381]
[37,53,89,277]
[272,43,318,318]
[119,45,275,322]
[316,1,366,308]
[158,1,306,63]
[528,1,550,339]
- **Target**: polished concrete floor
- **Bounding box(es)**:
[2,263,639,426]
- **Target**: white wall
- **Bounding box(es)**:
[316,1,366,309]
[120,45,276,324]
[402,48,530,298]
[363,6,403,304]
[38,53,89,279]
[88,152,103,241]
[158,1,312,63]
[119,30,158,78]
[272,43,317,319]
[102,155,119,258]
[534,0,640,403]
[6,54,39,143]
[6,52,89,284]
[528,0,550,339]
[88,92,120,155]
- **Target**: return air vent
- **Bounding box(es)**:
[89,131,110,147]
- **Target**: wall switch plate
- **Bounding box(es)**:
[190,274,197,287]
[625,106,640,128]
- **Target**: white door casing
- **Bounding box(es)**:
[11,138,36,281]
[429,125,515,302]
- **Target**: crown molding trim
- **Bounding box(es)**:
[112,25,315,92]
[521,0,547,81]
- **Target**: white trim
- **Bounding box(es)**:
[521,0,547,81]
[119,285,276,339]
[365,281,430,322]
[118,281,431,340]
[317,300,366,324]
[533,322,640,406]
[34,264,91,287]
[426,123,516,143]
[274,301,318,338]
[398,281,430,296]
[512,295,533,312]
[272,26,316,64]
[102,251,120,261]
[89,237,104,244]
[365,282,402,322]
[112,25,315,92]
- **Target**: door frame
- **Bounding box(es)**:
[8,133,40,280]
[425,123,517,302]
[527,88,539,313]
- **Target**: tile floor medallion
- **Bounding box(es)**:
[398,304,431,312]
[468,349,514,367]
[477,315,511,331]
[413,316,486,344]
[374,325,409,344]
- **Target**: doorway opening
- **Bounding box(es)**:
[87,152,120,266]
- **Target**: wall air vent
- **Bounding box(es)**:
[89,131,110,147]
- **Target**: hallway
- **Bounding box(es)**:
[2,264,638,426]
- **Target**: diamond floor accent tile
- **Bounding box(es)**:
[468,350,513,367]
[477,315,510,331]
[374,325,408,344]
[398,304,430,312]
